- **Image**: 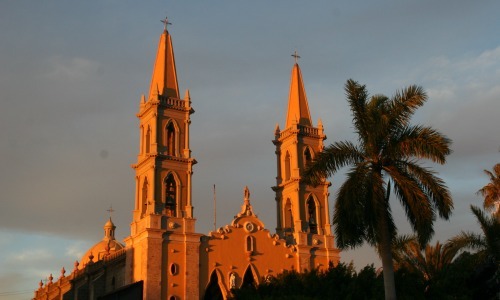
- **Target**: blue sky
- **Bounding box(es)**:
[1,1,499,298]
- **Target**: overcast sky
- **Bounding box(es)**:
[1,1,499,298]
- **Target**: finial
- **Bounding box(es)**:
[140,94,146,105]
[74,260,79,272]
[291,50,301,64]
[39,280,43,288]
[274,123,280,135]
[60,267,66,278]
[106,205,115,219]
[48,274,53,284]
[161,16,172,31]
[88,252,94,263]
[184,89,191,101]
[244,186,250,201]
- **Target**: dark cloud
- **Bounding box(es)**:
[1,1,499,295]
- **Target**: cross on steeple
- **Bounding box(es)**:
[291,50,301,64]
[161,16,172,31]
[106,205,115,218]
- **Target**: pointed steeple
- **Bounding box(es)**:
[285,62,312,128]
[148,25,179,100]
[274,56,333,241]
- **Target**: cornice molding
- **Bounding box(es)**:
[131,154,197,169]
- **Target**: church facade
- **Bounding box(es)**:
[33,22,340,300]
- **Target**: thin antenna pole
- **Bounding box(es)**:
[213,184,217,231]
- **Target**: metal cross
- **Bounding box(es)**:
[291,50,301,64]
[106,205,115,218]
[161,16,172,31]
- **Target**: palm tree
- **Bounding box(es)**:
[447,205,500,298]
[304,79,453,300]
[477,163,500,217]
[392,235,458,293]
[447,205,500,265]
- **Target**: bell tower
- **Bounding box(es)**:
[131,19,195,222]
[272,57,333,244]
[125,18,201,300]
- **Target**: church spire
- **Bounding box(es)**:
[273,56,332,240]
[285,54,312,128]
[148,17,179,100]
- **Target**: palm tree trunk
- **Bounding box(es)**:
[378,216,397,300]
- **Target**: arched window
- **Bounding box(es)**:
[304,147,312,167]
[139,126,144,154]
[165,174,177,216]
[284,199,293,235]
[246,236,255,252]
[166,122,176,156]
[145,126,151,153]
[141,178,149,217]
[307,196,318,234]
[284,152,291,181]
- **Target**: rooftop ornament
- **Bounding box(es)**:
[291,50,301,64]
[161,16,172,31]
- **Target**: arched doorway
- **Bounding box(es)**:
[241,266,257,290]
[203,271,223,300]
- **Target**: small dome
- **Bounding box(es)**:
[79,218,124,268]
[104,218,114,229]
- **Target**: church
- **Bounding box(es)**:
[33,19,340,300]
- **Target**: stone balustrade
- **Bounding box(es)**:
[278,124,321,139]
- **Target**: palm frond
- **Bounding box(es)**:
[303,141,363,186]
[390,234,417,261]
[477,163,500,212]
[386,85,427,131]
[404,161,453,219]
[389,125,452,164]
[470,205,500,261]
[345,79,370,145]
[385,164,435,245]
[364,94,390,156]
[392,237,460,282]
[333,164,372,248]
[470,205,491,235]
[447,205,499,265]
[447,231,486,253]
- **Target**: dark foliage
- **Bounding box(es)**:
[234,263,384,300]
[233,255,498,300]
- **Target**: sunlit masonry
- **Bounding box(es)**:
[33,18,340,300]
